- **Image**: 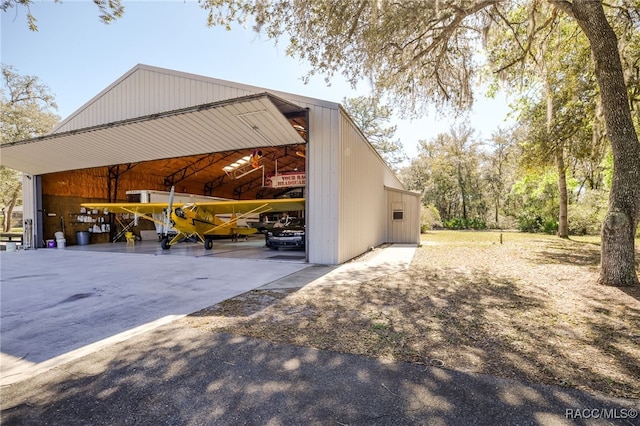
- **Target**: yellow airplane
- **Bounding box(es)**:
[82,187,304,250]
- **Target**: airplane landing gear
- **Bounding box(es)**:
[161,237,171,250]
[204,238,213,250]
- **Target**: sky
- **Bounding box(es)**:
[1,1,514,161]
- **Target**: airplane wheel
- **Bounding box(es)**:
[204,238,213,250]
[161,238,171,250]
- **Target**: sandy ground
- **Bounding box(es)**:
[185,231,640,399]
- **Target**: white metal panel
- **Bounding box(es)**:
[306,104,340,265]
[334,108,420,262]
[385,186,421,244]
[53,64,342,135]
[336,109,388,263]
[21,174,36,249]
[53,65,259,133]
[1,95,305,175]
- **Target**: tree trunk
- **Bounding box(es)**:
[556,149,569,238]
[3,189,19,232]
[544,72,569,239]
[569,1,640,286]
[457,166,468,223]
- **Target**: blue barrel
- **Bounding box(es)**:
[76,231,90,245]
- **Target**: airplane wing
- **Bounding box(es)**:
[81,198,305,219]
[80,202,186,228]
[80,202,184,215]
[193,198,305,215]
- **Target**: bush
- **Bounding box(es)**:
[569,190,608,236]
[517,213,557,234]
[467,218,487,230]
[518,214,543,233]
[443,217,487,230]
[421,204,443,231]
[543,219,559,234]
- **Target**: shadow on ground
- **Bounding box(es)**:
[190,239,640,400]
[2,327,638,426]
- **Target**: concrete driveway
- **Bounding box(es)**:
[0,248,309,385]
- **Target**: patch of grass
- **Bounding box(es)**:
[421,229,639,246]
[421,229,555,245]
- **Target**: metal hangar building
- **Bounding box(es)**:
[1,64,421,265]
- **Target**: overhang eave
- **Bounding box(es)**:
[0,93,306,175]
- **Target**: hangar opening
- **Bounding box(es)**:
[40,143,308,247]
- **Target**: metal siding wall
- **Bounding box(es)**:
[337,110,387,263]
[383,164,407,188]
[385,188,421,244]
[306,105,340,265]
[55,68,256,133]
[258,93,343,265]
[21,174,36,248]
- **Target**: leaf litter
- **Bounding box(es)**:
[184,231,640,399]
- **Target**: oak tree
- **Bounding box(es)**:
[198,0,639,286]
[0,65,59,232]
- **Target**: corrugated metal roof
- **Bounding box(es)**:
[1,93,306,175]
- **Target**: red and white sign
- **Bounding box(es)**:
[266,172,306,188]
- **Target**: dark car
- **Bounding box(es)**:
[264,225,305,250]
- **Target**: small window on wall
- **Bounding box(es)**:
[392,202,405,221]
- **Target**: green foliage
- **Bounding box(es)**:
[517,214,543,233]
[601,150,614,190]
[200,0,506,117]
[568,189,608,235]
[1,65,59,231]
[1,0,124,31]
[509,169,561,233]
[444,217,487,230]
[420,204,442,232]
[1,65,60,143]
[483,130,519,228]
[413,123,486,223]
[516,214,558,234]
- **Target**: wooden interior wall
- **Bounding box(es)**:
[40,168,166,200]
[41,194,111,246]
[40,163,215,246]
[41,170,159,246]
[42,168,109,198]
[112,167,167,201]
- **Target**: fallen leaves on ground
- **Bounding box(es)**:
[185,231,640,399]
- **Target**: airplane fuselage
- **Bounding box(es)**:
[171,204,258,238]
